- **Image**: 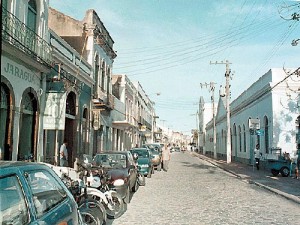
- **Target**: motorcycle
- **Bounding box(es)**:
[61,172,106,225]
[81,163,125,219]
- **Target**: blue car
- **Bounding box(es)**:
[0,161,83,225]
[130,148,154,178]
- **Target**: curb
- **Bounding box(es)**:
[191,152,300,205]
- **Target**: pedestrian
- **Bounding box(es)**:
[254,144,261,170]
[162,143,171,172]
[60,139,68,167]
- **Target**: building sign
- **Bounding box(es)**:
[140,125,147,132]
[43,93,66,130]
[255,129,264,136]
[249,118,260,129]
[1,56,40,87]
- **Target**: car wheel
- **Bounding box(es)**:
[132,179,139,192]
[137,172,146,186]
[106,192,125,219]
[280,167,289,177]
[79,200,106,225]
[271,169,279,176]
[157,163,162,171]
[124,185,130,204]
[151,166,155,174]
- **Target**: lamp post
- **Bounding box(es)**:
[292,38,300,46]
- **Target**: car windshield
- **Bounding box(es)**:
[132,150,149,158]
[149,149,159,155]
[143,144,161,151]
[94,154,127,169]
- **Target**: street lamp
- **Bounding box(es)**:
[292,39,300,46]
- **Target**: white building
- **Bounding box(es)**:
[203,68,300,164]
[1,0,52,161]
[198,96,214,154]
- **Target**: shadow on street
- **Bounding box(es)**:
[181,161,217,173]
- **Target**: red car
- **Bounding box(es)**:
[93,151,139,203]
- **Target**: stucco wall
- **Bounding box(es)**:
[205,68,300,162]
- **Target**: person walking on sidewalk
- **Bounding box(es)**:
[162,144,171,172]
[254,144,261,170]
[60,139,68,167]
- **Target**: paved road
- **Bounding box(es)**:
[108,152,300,225]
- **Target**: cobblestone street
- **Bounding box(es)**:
[109,152,300,225]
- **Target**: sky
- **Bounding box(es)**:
[49,0,300,135]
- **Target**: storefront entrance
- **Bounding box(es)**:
[18,90,38,160]
[0,82,13,160]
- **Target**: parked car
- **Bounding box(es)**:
[130,148,154,178]
[142,144,162,171]
[93,151,139,203]
[174,146,181,152]
[0,161,83,225]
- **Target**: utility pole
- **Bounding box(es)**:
[200,82,217,159]
[210,60,232,163]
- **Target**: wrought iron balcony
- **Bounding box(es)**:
[92,90,114,110]
[2,7,52,67]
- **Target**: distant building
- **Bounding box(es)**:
[198,96,214,154]
[203,68,300,163]
[112,75,156,148]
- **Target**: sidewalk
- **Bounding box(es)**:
[191,152,300,204]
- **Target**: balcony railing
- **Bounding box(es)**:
[92,91,114,110]
[2,7,52,67]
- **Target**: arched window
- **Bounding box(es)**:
[238,125,242,152]
[82,108,88,154]
[0,84,9,159]
[243,124,246,152]
[233,124,237,154]
[18,91,38,160]
[83,108,88,119]
[264,116,269,153]
[27,0,37,32]
[101,61,105,91]
[94,55,99,97]
[107,67,111,94]
[66,92,76,116]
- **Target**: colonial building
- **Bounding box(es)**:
[48,8,117,154]
[43,30,93,166]
[1,0,52,161]
[133,81,155,145]
[112,75,158,149]
[203,68,300,164]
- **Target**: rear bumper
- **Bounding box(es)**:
[151,157,161,166]
[139,167,150,175]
